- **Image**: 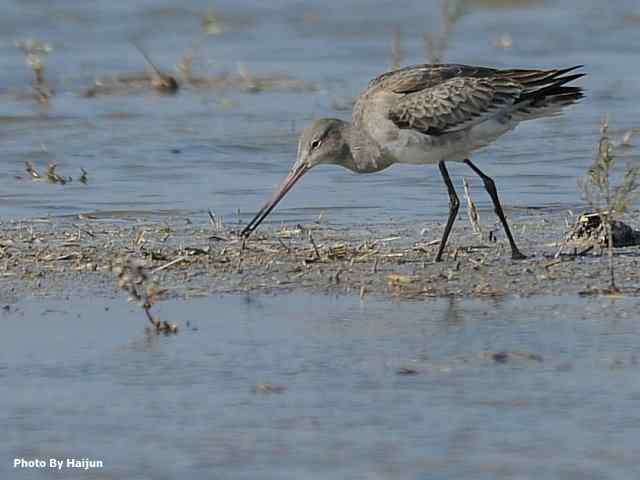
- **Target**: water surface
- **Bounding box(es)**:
[1,0,638,226]
[2,2,640,478]
[3,293,640,478]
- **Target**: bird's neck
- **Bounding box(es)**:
[341,124,394,173]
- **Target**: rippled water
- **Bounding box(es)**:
[1,0,638,226]
[3,1,640,478]
[3,293,640,478]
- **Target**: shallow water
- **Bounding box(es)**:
[1,0,638,226]
[3,293,640,478]
[3,2,640,478]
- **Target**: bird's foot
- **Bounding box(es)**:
[511,249,527,260]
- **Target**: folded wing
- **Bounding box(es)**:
[389,76,523,135]
[386,65,584,136]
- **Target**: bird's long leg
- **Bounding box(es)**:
[463,158,526,260]
[435,161,460,262]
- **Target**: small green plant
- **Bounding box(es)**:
[578,118,640,292]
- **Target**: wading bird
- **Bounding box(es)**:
[241,64,584,261]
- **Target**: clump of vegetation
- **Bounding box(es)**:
[114,258,178,334]
[578,118,640,292]
[16,38,53,103]
[46,164,69,184]
[23,161,87,184]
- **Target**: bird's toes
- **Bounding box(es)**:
[511,250,527,260]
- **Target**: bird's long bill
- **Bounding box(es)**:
[240,163,309,237]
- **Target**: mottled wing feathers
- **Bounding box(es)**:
[376,64,584,135]
[389,76,522,135]
[370,63,497,94]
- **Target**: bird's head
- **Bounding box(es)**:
[240,118,349,237]
[295,118,350,170]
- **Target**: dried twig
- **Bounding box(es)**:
[177,34,208,82]
[131,39,179,93]
[308,232,321,260]
[208,209,224,231]
[462,177,482,235]
[152,256,188,273]
[277,237,291,253]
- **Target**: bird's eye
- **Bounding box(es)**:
[310,139,321,150]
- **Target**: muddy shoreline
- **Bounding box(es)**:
[2,209,639,305]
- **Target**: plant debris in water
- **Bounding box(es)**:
[22,162,88,185]
[131,40,179,94]
[113,258,178,334]
[82,62,316,97]
[16,38,54,104]
[254,383,286,394]
[480,351,544,363]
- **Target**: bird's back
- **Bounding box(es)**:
[353,63,584,132]
[353,64,493,126]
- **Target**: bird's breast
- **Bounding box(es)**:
[348,145,395,173]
